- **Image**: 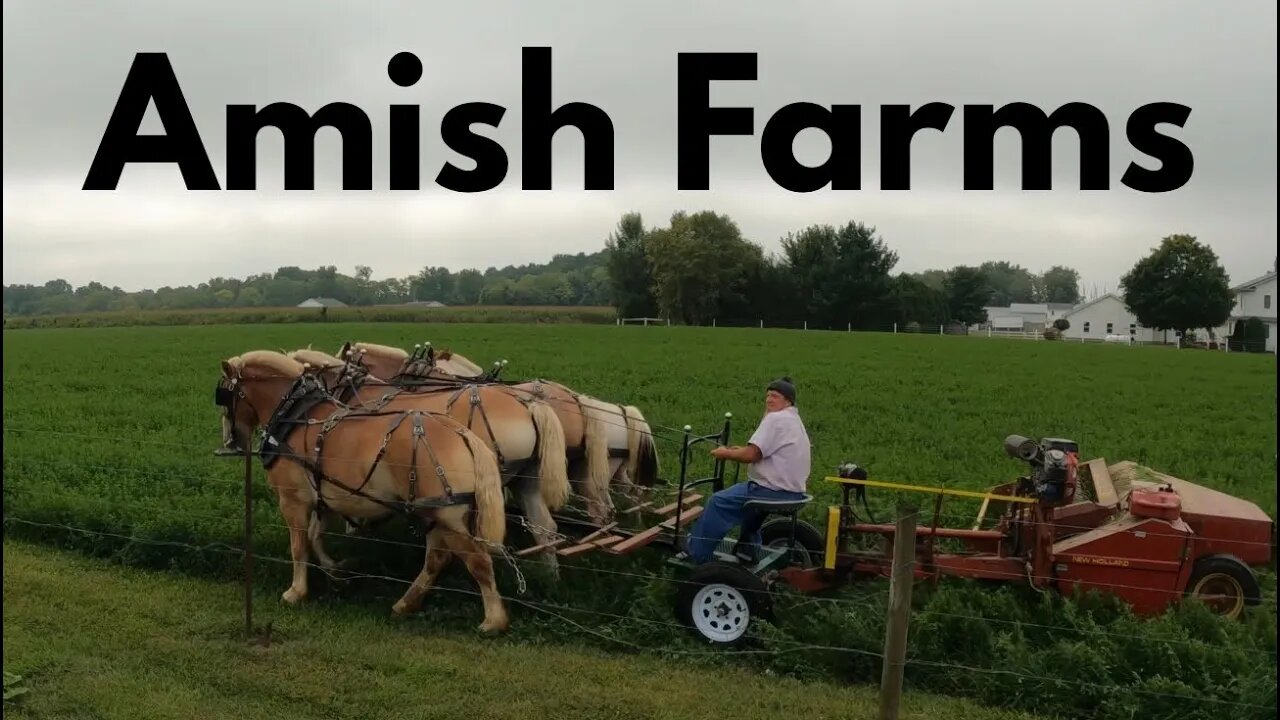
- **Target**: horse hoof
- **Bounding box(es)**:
[478,618,509,634]
[282,588,305,605]
[391,600,416,617]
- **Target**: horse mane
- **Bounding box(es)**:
[438,348,485,376]
[288,348,346,370]
[349,341,409,361]
[234,350,305,378]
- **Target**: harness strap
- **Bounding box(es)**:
[408,413,422,504]
[470,385,507,469]
[356,411,414,493]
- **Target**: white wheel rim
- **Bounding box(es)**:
[691,583,751,643]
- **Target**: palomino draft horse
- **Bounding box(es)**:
[341,341,661,525]
[215,350,510,632]
[286,347,573,572]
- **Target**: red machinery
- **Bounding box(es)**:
[781,435,1274,619]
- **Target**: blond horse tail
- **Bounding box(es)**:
[582,400,612,503]
[466,432,507,545]
[529,400,571,511]
[624,405,660,486]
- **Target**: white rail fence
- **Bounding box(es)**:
[617,318,1271,353]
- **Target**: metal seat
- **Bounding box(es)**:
[733,493,814,562]
[742,493,813,516]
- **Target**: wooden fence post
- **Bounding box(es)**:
[879,504,917,720]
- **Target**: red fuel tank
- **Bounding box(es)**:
[1130,487,1182,521]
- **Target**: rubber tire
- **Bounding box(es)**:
[759,517,827,568]
[1185,554,1261,619]
[675,561,773,647]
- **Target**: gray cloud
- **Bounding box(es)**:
[3,0,1275,292]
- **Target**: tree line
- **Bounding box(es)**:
[605,210,1081,329]
[2,255,613,316]
[3,209,1085,323]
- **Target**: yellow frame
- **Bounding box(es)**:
[825,476,1037,504]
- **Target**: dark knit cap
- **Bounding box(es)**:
[767,376,797,405]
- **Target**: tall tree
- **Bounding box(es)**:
[780,221,900,329]
[1120,234,1234,342]
[604,212,658,317]
[978,260,1037,305]
[944,266,991,326]
[1038,265,1082,303]
[644,210,763,325]
[891,274,949,326]
[455,269,485,305]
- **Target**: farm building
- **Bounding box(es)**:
[297,297,348,308]
[972,302,1075,332]
[1058,293,1218,345]
[1059,294,1146,341]
[1221,270,1276,352]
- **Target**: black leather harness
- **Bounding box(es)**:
[215,373,477,534]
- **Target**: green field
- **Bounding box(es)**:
[3,323,1277,720]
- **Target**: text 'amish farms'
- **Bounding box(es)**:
[82,48,1194,194]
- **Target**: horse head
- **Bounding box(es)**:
[215,350,306,451]
[287,347,354,387]
[341,341,408,381]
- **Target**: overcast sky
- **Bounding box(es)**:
[3,1,1276,294]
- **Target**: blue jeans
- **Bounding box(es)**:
[684,482,806,563]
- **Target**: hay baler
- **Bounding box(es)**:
[781,435,1273,619]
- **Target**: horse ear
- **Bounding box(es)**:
[221,360,235,378]
[339,341,352,358]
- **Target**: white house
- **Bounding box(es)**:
[1222,271,1277,352]
[1060,293,1235,345]
[1057,293,1215,344]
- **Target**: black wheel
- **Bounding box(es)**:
[1184,554,1261,619]
[675,561,773,646]
[759,517,826,568]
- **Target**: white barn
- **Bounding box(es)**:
[1221,271,1277,352]
[1059,294,1194,344]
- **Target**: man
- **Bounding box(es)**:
[683,376,811,564]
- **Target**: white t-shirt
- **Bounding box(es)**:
[745,406,811,493]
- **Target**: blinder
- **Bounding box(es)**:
[215,384,235,408]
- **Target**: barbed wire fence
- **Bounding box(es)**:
[3,422,1277,719]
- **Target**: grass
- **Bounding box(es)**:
[2,322,1276,720]
[2,539,1042,720]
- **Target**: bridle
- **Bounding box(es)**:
[213,372,296,451]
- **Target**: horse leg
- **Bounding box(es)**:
[511,475,561,579]
[277,487,313,604]
[442,528,510,634]
[392,525,451,616]
[610,461,644,506]
[307,511,341,571]
[573,458,615,526]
